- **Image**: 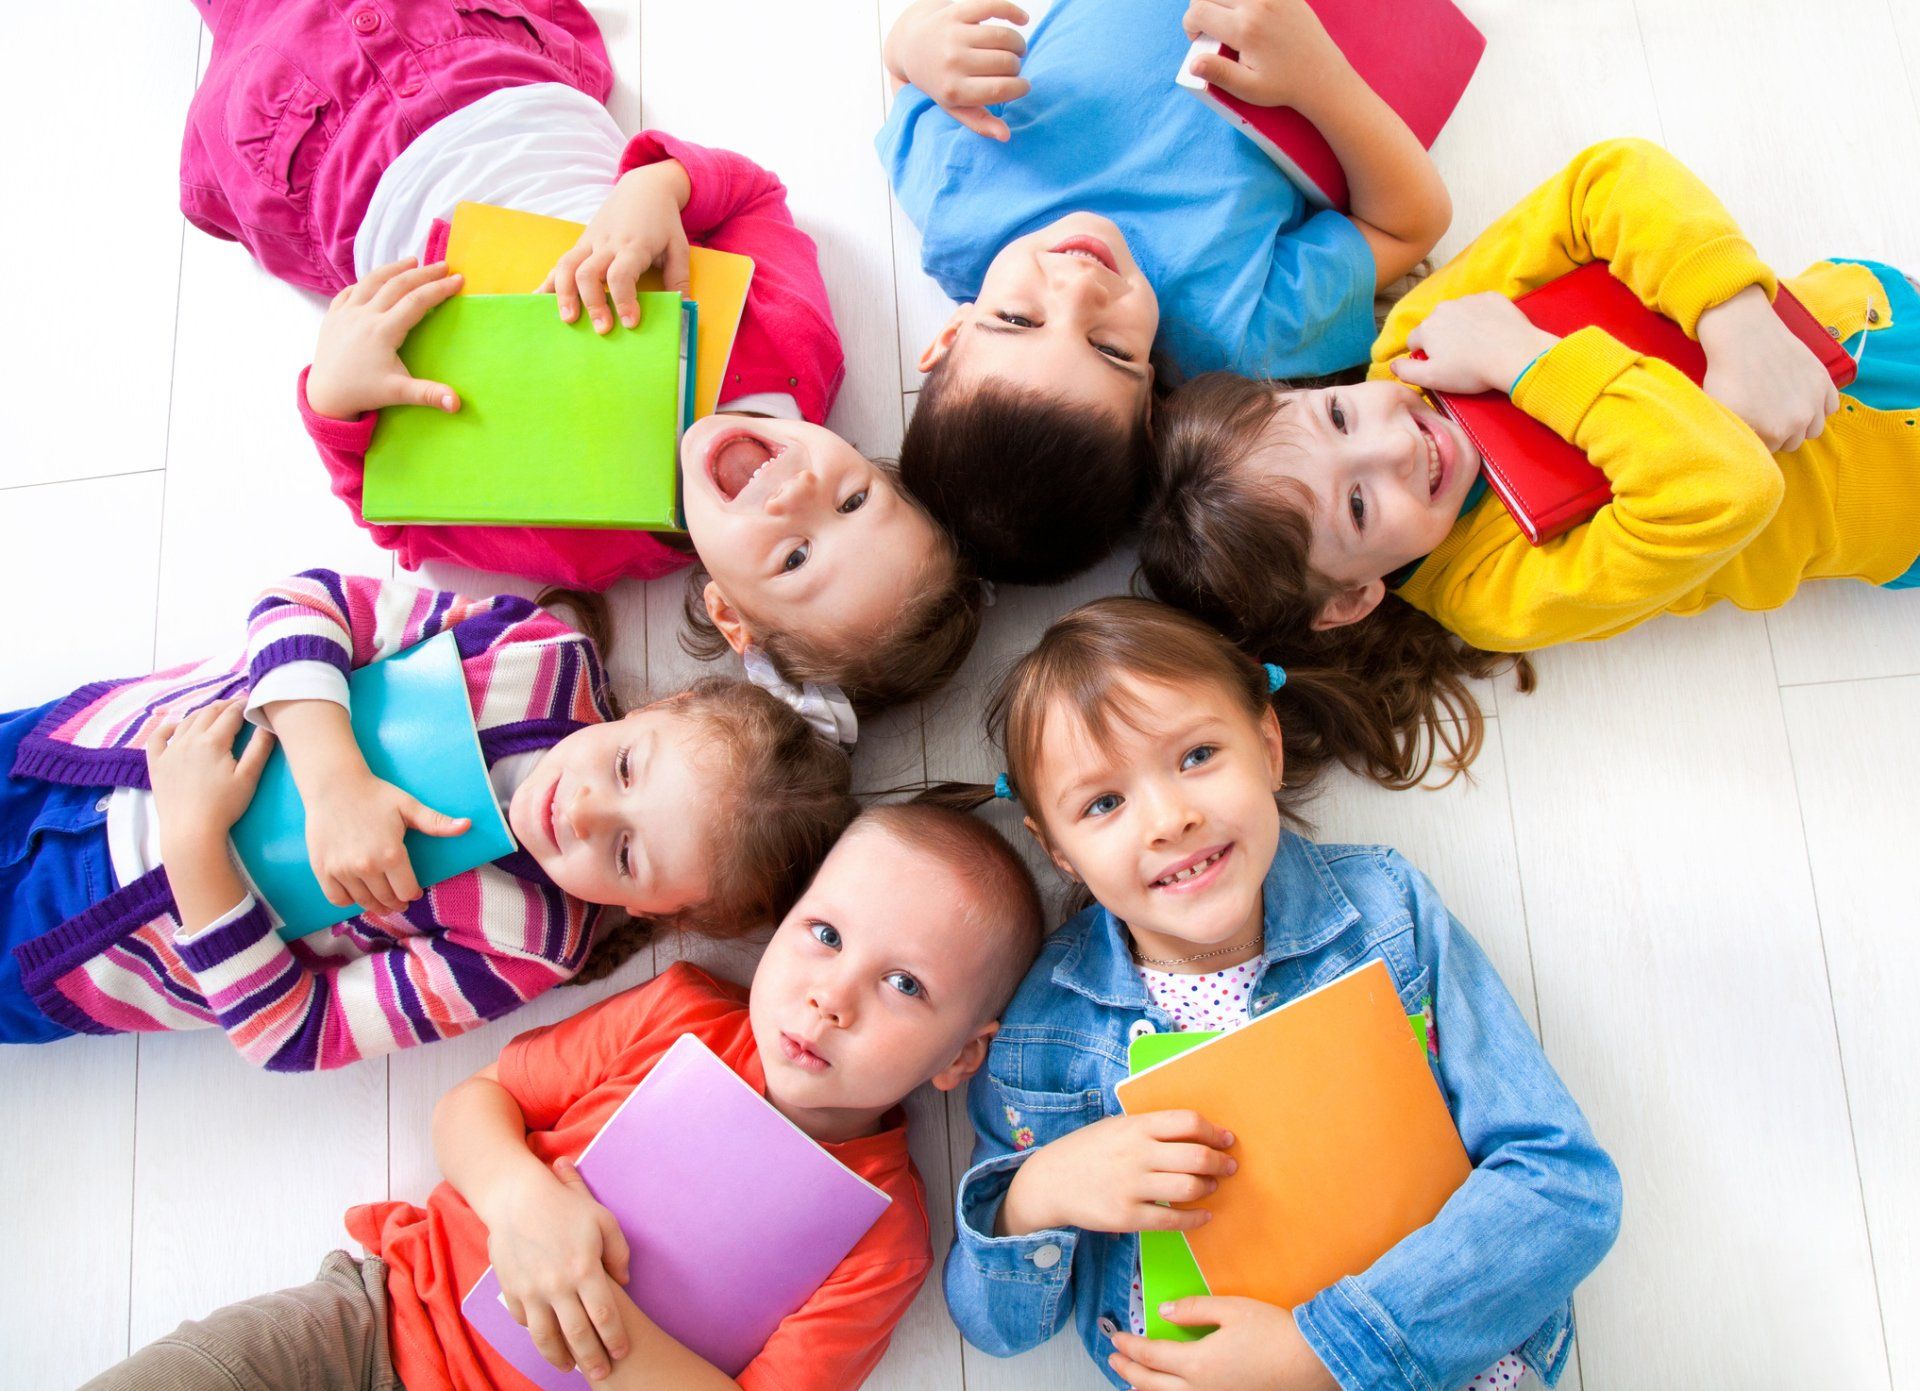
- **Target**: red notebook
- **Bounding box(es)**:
[1175,0,1485,210]
[1429,262,1857,545]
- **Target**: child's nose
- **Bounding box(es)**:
[763,466,820,517]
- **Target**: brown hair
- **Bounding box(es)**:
[1137,373,1534,789]
[897,356,1156,584]
[568,675,859,986]
[677,464,984,718]
[847,803,1045,1015]
[921,597,1312,851]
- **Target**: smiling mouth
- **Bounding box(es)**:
[708,431,788,502]
[1151,845,1231,890]
[1417,419,1445,499]
[1047,234,1119,274]
[541,780,559,850]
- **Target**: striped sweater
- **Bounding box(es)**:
[9,571,615,1071]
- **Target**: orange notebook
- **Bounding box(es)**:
[1114,960,1470,1309]
[443,201,754,420]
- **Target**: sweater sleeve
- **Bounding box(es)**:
[296,369,692,590]
[1403,327,1786,650]
[1373,138,1778,370]
[618,130,845,424]
[171,880,594,1071]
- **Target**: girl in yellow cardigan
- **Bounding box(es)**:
[1139,138,1919,788]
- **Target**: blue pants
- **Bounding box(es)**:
[1833,259,1920,588]
[0,701,112,1044]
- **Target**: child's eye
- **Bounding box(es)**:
[885,971,923,998]
[1329,397,1348,433]
[838,489,868,515]
[781,542,811,572]
[1094,341,1134,362]
[617,834,632,879]
[1083,792,1123,819]
[1348,486,1366,531]
[996,311,1037,328]
[616,745,631,789]
[808,921,842,949]
[1181,744,1218,771]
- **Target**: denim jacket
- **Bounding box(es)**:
[943,834,1623,1391]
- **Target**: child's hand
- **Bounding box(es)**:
[491,1156,635,1381]
[1698,284,1839,452]
[1109,1296,1339,1391]
[998,1111,1236,1237]
[307,259,464,420]
[884,0,1031,142]
[542,161,692,334]
[1180,0,1347,112]
[145,698,275,844]
[1392,293,1561,397]
[302,767,469,915]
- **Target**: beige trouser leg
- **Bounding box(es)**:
[78,1250,403,1391]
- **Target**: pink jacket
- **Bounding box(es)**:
[302,130,846,590]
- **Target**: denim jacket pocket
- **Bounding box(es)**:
[986,1075,1106,1157]
[222,46,332,203]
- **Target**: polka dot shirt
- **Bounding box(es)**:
[1125,958,1524,1387]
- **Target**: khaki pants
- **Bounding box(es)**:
[80,1250,404,1391]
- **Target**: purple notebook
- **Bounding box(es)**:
[460,1033,893,1384]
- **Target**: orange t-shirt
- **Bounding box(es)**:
[346,962,932,1391]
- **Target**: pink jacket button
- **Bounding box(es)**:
[352,9,380,33]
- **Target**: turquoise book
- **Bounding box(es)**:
[229,632,517,939]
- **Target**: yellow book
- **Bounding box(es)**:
[444,200,754,420]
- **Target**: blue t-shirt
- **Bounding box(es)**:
[876,0,1378,380]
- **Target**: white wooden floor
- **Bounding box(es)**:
[3,0,1918,1387]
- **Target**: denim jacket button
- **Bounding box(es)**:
[1097,1315,1120,1339]
[1030,1242,1062,1270]
[351,9,380,33]
[1127,1019,1156,1041]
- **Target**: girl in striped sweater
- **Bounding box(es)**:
[0,570,854,1071]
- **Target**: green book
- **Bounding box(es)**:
[363,292,696,531]
[229,632,517,939]
[1125,1006,1432,1341]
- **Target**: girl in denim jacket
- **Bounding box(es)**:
[929,597,1621,1391]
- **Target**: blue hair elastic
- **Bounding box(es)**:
[1264,662,1287,693]
[993,773,1015,800]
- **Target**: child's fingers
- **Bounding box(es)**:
[577,1271,631,1364]
[573,252,616,333]
[1107,1344,1186,1391]
[1137,1201,1212,1232]
[393,271,464,329]
[953,0,1029,26]
[352,258,419,304]
[604,249,648,328]
[965,18,1028,56]
[399,796,471,839]
[523,1303,576,1372]
[143,718,180,755]
[1188,51,1259,100]
[1154,1139,1238,1178]
[959,45,1024,78]
[1142,1109,1234,1151]
[950,106,1014,141]
[658,236,693,300]
[552,1295,615,1381]
[1182,0,1243,45]
[318,871,356,910]
[388,372,460,413]
[369,261,450,313]
[236,728,276,784]
[550,245,590,323]
[1389,354,1440,389]
[949,74,1030,107]
[1142,1171,1218,1205]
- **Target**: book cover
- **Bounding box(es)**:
[460,1033,893,1384]
[444,200,754,419]
[228,632,515,939]
[363,293,692,531]
[1129,1030,1218,1342]
[1115,961,1469,1312]
[1175,0,1485,209]
[1432,261,1860,544]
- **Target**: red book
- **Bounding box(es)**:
[1428,261,1858,545]
[1175,0,1486,210]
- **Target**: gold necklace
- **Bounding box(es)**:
[1130,934,1264,969]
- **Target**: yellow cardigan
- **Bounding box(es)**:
[1379,138,1917,652]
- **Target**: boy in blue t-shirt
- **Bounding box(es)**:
[877,0,1450,585]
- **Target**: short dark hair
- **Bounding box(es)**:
[899,357,1153,585]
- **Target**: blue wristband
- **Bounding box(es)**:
[1509,347,1551,396]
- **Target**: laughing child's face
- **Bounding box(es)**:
[507,704,719,914]
[920,211,1159,425]
[747,820,1009,1142]
[1243,381,1486,627]
[1025,673,1286,967]
[679,414,947,658]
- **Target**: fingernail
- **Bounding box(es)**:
[1221,1131,1235,1147]
[1225,1158,1238,1174]
[442,395,455,411]
[623,313,636,327]
[1158,1302,1174,1317]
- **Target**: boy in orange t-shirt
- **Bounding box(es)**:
[82,806,1044,1391]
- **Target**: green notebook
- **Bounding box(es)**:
[363,292,696,531]
[1125,1006,1432,1341]
[229,632,517,939]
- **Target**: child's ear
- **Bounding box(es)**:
[917,306,970,374]
[1022,814,1080,884]
[701,580,755,656]
[930,1020,998,1093]
[1311,579,1386,631]
[1258,705,1287,791]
